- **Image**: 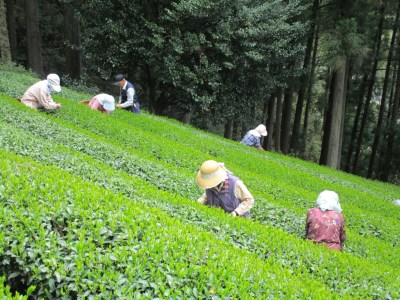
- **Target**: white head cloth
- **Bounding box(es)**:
[316,190,342,212]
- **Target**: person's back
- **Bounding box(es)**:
[240,124,267,150]
[196,160,254,217]
[21,74,62,110]
[240,131,259,147]
[205,173,251,218]
[21,80,49,109]
[305,190,346,251]
[306,207,346,250]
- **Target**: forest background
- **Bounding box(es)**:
[1,0,400,184]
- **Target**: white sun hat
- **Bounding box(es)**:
[255,124,268,136]
[99,94,115,111]
[47,74,61,93]
[249,124,268,137]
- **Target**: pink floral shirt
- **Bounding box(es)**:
[305,208,346,251]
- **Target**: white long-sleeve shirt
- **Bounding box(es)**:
[119,81,136,109]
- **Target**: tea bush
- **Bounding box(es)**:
[0,65,399,298]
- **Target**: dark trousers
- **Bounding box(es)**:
[123,102,140,114]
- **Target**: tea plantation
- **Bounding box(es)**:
[0,66,400,299]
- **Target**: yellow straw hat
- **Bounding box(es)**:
[195,160,227,189]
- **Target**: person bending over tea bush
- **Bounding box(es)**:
[305,190,346,251]
[113,74,140,114]
[240,124,268,150]
[88,94,115,114]
[196,160,254,218]
[21,74,62,110]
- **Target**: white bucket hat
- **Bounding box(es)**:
[255,124,268,136]
[250,124,268,137]
[47,74,61,93]
[316,190,342,212]
[195,160,227,189]
[100,94,115,111]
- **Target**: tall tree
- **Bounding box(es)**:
[275,87,284,152]
[380,59,400,181]
[5,0,15,59]
[367,0,400,178]
[24,0,43,75]
[344,72,368,172]
[64,3,81,79]
[281,85,294,154]
[290,0,320,154]
[320,0,355,169]
[352,0,387,174]
[142,0,160,114]
[0,0,12,62]
[338,58,351,166]
[224,120,233,139]
[301,15,320,156]
[265,93,276,151]
[319,71,335,165]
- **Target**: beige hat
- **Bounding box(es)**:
[195,160,227,189]
[47,74,61,93]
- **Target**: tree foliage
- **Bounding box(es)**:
[70,0,307,119]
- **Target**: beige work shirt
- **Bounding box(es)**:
[197,179,254,216]
[21,80,59,110]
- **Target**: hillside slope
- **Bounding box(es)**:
[0,66,399,298]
